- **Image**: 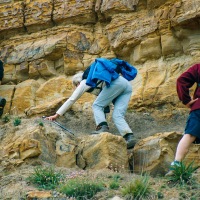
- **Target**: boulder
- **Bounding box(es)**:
[133,131,200,175]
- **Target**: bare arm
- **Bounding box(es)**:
[185,98,198,108]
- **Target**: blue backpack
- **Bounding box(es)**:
[82,58,137,81]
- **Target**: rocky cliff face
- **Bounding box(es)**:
[0,0,200,133]
[0,0,199,112]
[1,2,200,198]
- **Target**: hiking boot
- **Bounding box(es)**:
[165,160,181,177]
[91,125,110,134]
[123,133,138,149]
[0,97,6,117]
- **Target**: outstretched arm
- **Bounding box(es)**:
[46,79,91,120]
[46,113,60,121]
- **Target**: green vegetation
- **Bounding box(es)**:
[157,191,164,199]
[109,174,121,190]
[109,180,120,189]
[167,161,199,185]
[121,174,151,200]
[27,167,64,190]
[13,117,21,126]
[22,166,200,199]
[59,178,104,200]
[2,113,10,123]
[38,121,44,127]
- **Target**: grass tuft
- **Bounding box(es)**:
[13,117,21,126]
[59,178,104,200]
[27,167,64,190]
[2,113,10,123]
[167,161,199,185]
[122,174,151,200]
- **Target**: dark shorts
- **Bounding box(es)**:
[185,109,200,144]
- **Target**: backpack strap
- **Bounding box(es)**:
[82,65,104,93]
[82,66,91,80]
[87,80,103,93]
[110,60,122,74]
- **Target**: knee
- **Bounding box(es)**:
[112,110,121,122]
[92,102,103,111]
[182,134,196,143]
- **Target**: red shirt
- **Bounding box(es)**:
[177,63,200,112]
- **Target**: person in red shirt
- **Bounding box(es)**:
[166,63,200,176]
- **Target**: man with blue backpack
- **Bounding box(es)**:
[46,58,138,149]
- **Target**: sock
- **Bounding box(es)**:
[170,160,181,170]
[123,133,133,138]
[171,160,180,166]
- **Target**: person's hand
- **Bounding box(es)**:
[186,98,198,108]
[45,113,60,121]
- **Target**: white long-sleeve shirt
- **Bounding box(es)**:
[56,79,91,116]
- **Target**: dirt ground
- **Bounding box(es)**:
[0,163,200,200]
[58,110,187,139]
[1,110,198,200]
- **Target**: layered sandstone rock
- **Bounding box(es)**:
[77,132,129,170]
[0,0,200,117]
[0,119,199,175]
[0,119,129,171]
[133,131,200,175]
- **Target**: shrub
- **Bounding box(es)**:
[157,191,164,199]
[27,167,64,190]
[112,174,122,181]
[109,180,120,190]
[59,178,104,200]
[38,121,44,127]
[168,161,199,185]
[13,117,21,126]
[121,174,151,200]
[2,113,10,123]
[109,174,121,189]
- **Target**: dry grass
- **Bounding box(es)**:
[1,164,200,200]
